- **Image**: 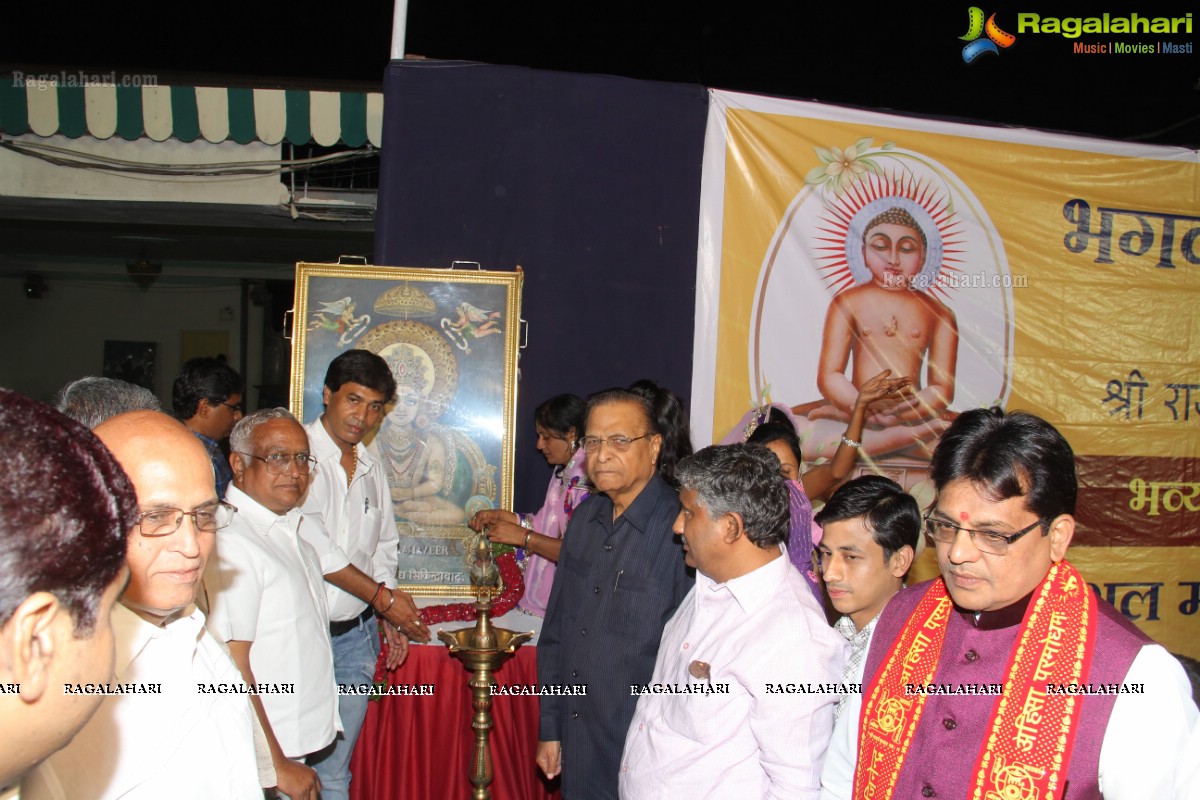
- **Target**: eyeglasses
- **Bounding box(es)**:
[577,434,654,453]
[218,401,244,413]
[136,500,236,537]
[238,451,318,474]
[923,515,1046,556]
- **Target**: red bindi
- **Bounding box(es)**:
[959,511,970,521]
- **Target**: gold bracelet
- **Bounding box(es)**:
[523,531,532,551]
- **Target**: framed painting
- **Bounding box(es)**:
[290,262,523,597]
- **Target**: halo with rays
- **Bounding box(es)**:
[812,170,965,300]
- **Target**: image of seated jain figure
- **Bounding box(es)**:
[376,344,468,527]
[809,199,959,459]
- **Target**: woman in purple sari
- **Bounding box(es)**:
[731,371,909,606]
[469,395,592,616]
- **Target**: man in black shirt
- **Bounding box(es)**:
[537,388,691,799]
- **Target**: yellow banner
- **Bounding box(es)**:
[692,91,1199,657]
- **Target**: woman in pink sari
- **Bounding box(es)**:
[469,395,592,616]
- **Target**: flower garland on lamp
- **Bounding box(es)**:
[371,549,526,690]
[417,550,526,625]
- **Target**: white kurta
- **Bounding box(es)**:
[25,604,262,799]
[204,485,340,758]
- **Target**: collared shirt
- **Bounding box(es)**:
[620,551,847,799]
[205,485,340,758]
[193,430,233,498]
[300,417,398,622]
[538,473,692,800]
[819,590,1199,800]
[832,612,880,722]
[25,604,262,800]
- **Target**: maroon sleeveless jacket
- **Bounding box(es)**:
[859,578,1150,799]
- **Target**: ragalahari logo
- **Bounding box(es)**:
[960,7,1017,62]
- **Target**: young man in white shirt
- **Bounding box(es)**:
[813,475,918,800]
[620,444,847,799]
[205,409,342,800]
[299,350,430,800]
[814,475,919,717]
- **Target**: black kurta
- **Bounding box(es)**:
[538,473,692,799]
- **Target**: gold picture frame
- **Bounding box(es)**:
[290,262,523,597]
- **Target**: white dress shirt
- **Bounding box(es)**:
[25,604,262,800]
[1176,720,1200,800]
[204,485,340,758]
[620,551,848,800]
[301,418,399,622]
[819,642,1198,800]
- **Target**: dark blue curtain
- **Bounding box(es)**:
[375,61,708,510]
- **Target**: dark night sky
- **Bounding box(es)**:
[4,0,1198,146]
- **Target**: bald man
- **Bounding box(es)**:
[25,412,264,800]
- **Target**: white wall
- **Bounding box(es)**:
[0,274,264,409]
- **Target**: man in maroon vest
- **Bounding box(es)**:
[821,407,1197,800]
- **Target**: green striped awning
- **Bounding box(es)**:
[0,83,384,147]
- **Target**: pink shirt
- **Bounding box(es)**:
[517,452,590,616]
[619,552,847,799]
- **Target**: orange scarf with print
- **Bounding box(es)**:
[852,561,1096,800]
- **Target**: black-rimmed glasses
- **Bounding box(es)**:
[923,515,1046,556]
[136,500,236,537]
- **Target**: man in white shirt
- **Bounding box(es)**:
[620,444,847,799]
[205,409,342,800]
[27,411,263,800]
[813,476,918,800]
[299,350,430,800]
[0,390,135,796]
[813,475,918,717]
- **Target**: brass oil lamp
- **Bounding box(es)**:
[439,531,534,799]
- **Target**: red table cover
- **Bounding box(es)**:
[349,645,562,800]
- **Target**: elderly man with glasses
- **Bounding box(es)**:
[204,408,340,800]
[25,410,263,800]
[820,407,1198,800]
[537,386,692,800]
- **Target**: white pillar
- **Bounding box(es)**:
[390,0,410,60]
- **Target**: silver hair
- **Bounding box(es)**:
[55,376,161,430]
[229,407,299,463]
[674,444,790,549]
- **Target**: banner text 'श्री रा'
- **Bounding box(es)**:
[690,90,1199,657]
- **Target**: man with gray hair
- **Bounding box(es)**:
[205,408,339,800]
[619,443,847,799]
[55,376,160,429]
